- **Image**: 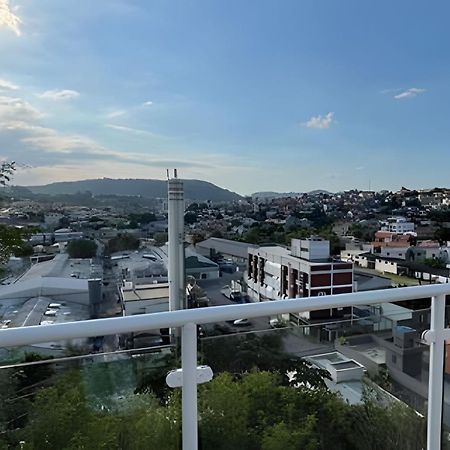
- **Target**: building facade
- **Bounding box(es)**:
[380,217,415,234]
[246,238,354,321]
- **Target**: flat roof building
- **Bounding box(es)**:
[195,237,258,264]
[247,238,354,322]
[120,282,169,316]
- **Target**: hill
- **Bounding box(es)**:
[23,178,243,202]
[252,190,332,199]
[252,191,304,199]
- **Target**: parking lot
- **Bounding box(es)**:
[198,272,333,357]
[198,272,272,334]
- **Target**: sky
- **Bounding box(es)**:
[1,0,449,195]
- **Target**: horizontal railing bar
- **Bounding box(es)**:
[0,344,174,370]
[0,284,449,348]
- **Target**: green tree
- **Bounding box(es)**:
[0,367,31,440]
[191,232,206,245]
[434,227,450,245]
[0,161,15,186]
[128,212,157,225]
[201,332,329,389]
[184,211,197,225]
[0,225,31,263]
[58,217,71,229]
[423,257,445,269]
[6,364,427,450]
[13,243,33,257]
[66,239,98,258]
[23,372,97,449]
[0,162,37,265]
[198,372,251,449]
[154,232,168,246]
[347,399,425,450]
[187,202,199,212]
[106,234,140,254]
[349,223,376,241]
[211,229,224,238]
[261,417,318,450]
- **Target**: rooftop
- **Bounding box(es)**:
[196,237,258,259]
[121,282,169,302]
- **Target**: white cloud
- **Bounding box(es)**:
[394,88,426,100]
[105,123,159,137]
[12,157,219,186]
[0,0,21,36]
[0,95,43,122]
[22,132,106,154]
[142,100,153,106]
[302,112,334,129]
[0,78,19,90]
[0,120,50,134]
[37,89,80,101]
[0,93,241,188]
[105,109,126,118]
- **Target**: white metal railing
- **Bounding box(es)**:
[1,284,450,450]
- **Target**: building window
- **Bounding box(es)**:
[392,354,397,364]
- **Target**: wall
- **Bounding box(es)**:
[379,248,407,259]
[124,298,169,316]
[375,258,398,274]
[186,266,219,280]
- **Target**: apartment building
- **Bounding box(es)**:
[380,216,415,234]
[247,237,353,321]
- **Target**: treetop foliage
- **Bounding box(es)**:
[106,234,140,254]
[66,239,97,259]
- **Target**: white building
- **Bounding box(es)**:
[375,257,399,275]
[120,281,169,316]
[54,228,84,243]
[379,248,407,260]
[247,238,354,321]
[0,254,94,355]
[380,217,415,234]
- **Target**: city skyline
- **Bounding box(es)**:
[1,0,449,194]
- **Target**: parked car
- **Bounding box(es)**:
[269,318,286,328]
[233,318,251,326]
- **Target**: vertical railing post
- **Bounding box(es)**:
[427,294,446,450]
[182,322,198,450]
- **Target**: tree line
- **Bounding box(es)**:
[0,333,430,450]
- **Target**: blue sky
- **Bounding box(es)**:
[0,0,449,195]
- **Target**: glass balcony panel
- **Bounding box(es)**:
[0,297,441,449]
[0,334,180,449]
[198,304,430,449]
[441,306,450,449]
